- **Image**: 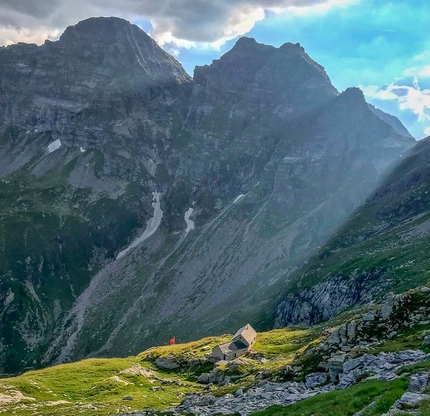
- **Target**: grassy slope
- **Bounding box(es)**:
[2,317,430,416]
[0,329,318,416]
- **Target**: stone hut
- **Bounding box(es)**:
[211,324,257,361]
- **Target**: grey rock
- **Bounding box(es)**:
[352,401,376,416]
[408,372,429,393]
[122,396,133,401]
[381,293,395,320]
[234,388,244,396]
[162,349,430,416]
[326,329,341,345]
[393,392,430,409]
[198,373,210,384]
[423,335,430,346]
[327,353,346,379]
[305,373,327,388]
[154,357,180,370]
[362,311,376,322]
[208,368,225,384]
[347,321,356,340]
[397,350,427,362]
[343,357,362,373]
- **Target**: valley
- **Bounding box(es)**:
[0,17,428,409]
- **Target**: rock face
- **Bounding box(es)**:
[304,287,430,356]
[0,17,415,373]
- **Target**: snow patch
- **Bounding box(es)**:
[233,194,244,204]
[80,147,85,153]
[116,192,162,259]
[47,139,62,153]
[184,208,195,235]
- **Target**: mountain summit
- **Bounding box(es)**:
[0,17,415,374]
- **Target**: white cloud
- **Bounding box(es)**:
[0,0,358,48]
[270,0,359,16]
[362,83,430,120]
[361,70,430,139]
[419,66,430,77]
[404,66,430,79]
[0,26,60,46]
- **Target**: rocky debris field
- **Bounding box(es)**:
[118,349,430,415]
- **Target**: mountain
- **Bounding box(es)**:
[274,136,430,327]
[0,17,414,374]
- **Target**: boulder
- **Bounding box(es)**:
[326,328,341,345]
[347,321,356,341]
[393,392,429,409]
[197,373,210,384]
[327,353,346,381]
[381,293,395,320]
[408,372,429,393]
[343,357,362,373]
[234,388,244,397]
[362,311,376,322]
[154,357,180,369]
[305,372,327,388]
[208,368,225,384]
[422,335,430,346]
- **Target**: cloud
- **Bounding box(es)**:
[361,70,430,139]
[0,0,357,48]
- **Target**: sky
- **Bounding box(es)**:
[0,0,429,139]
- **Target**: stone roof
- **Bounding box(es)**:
[217,340,248,354]
[232,324,257,346]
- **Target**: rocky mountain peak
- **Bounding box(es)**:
[55,17,190,83]
[59,16,140,44]
[191,37,339,134]
[340,86,366,100]
[229,36,275,54]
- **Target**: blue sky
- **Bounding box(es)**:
[1,0,429,139]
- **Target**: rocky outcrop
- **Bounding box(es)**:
[311,287,430,355]
[274,270,385,326]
